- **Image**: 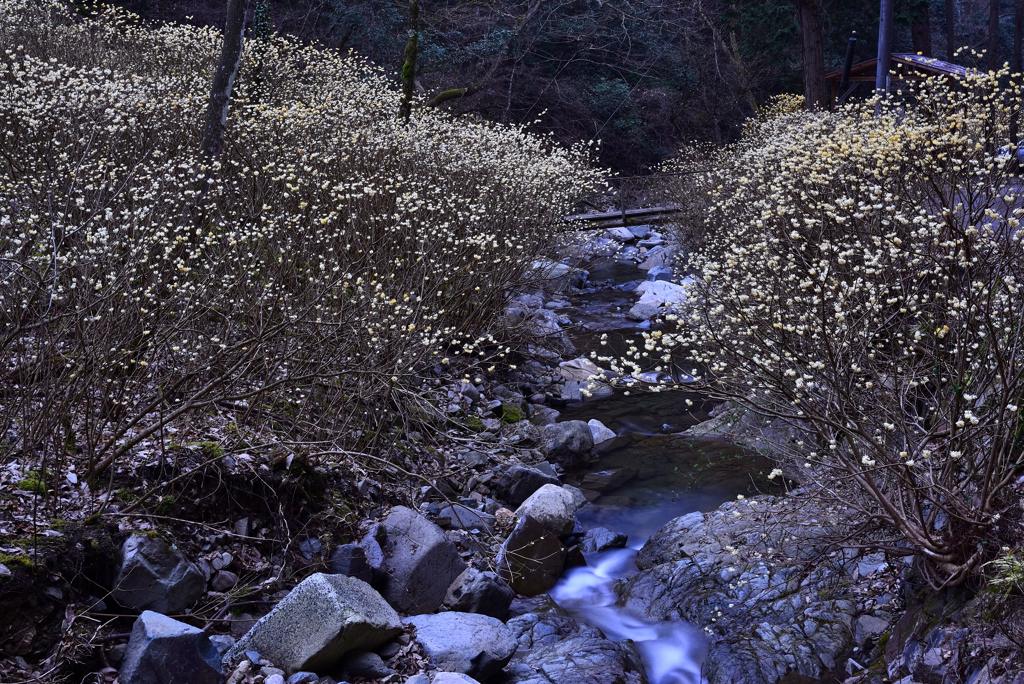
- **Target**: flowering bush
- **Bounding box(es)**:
[638,72,1024,587]
[0,0,597,492]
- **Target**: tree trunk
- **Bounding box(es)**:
[911,4,932,56]
[400,0,419,122]
[1012,0,1022,143]
[876,0,894,116]
[797,0,826,110]
[200,0,249,161]
[991,0,1001,71]
[947,0,956,61]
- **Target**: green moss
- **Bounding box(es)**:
[501,404,526,424]
[0,553,32,570]
[155,495,176,515]
[464,416,486,433]
[187,441,225,459]
[115,488,137,503]
[16,471,47,495]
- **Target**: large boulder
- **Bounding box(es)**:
[494,465,561,507]
[503,604,648,684]
[444,567,515,619]
[404,612,516,681]
[579,527,628,553]
[496,515,567,596]
[111,534,206,614]
[438,504,495,533]
[537,421,595,471]
[514,484,579,537]
[587,419,616,444]
[119,611,221,684]
[361,506,467,614]
[228,573,402,674]
[327,544,373,584]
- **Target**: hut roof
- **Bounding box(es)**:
[825,53,974,83]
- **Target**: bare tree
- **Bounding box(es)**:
[991,0,1001,71]
[200,0,250,160]
[400,0,419,121]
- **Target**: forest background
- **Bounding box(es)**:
[107,0,1020,173]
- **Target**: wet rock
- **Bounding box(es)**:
[494,465,561,507]
[227,573,402,674]
[404,612,516,681]
[119,611,221,684]
[438,504,495,533]
[628,224,652,239]
[619,497,861,684]
[626,301,661,321]
[646,265,673,281]
[503,604,648,684]
[364,506,467,614]
[587,419,616,444]
[537,421,595,471]
[515,484,579,537]
[496,515,567,596]
[559,357,605,381]
[327,544,373,584]
[530,406,561,426]
[637,247,668,270]
[580,528,628,552]
[444,567,515,620]
[111,534,206,614]
[579,467,636,493]
[339,650,394,680]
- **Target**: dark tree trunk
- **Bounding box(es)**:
[912,4,932,56]
[1013,0,1022,143]
[876,0,894,116]
[400,0,419,121]
[991,0,1001,71]
[200,0,249,161]
[797,0,826,110]
[947,0,956,61]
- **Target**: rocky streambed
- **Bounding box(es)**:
[20,226,1022,684]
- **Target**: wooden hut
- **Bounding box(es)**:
[825,53,973,109]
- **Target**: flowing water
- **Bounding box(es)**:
[544,260,772,684]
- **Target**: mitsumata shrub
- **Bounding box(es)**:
[0,0,598,492]
[603,70,1024,588]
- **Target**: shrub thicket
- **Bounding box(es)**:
[0,0,597,498]
[630,71,1024,588]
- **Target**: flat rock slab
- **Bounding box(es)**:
[496,515,567,596]
[404,612,516,681]
[119,611,221,684]
[228,573,401,674]
[112,534,206,614]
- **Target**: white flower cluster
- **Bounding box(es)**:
[625,69,1024,585]
[0,0,598,475]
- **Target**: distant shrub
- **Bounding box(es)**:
[0,0,597,492]
[633,70,1024,588]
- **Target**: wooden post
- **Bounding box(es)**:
[875,0,894,117]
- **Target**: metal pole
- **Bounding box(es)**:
[839,32,857,95]
[875,0,894,116]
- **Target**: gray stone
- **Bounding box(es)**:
[626,301,661,321]
[339,651,394,680]
[496,515,567,596]
[578,467,636,493]
[211,570,238,592]
[438,505,495,533]
[365,506,467,614]
[108,643,128,665]
[433,674,481,684]
[604,227,636,242]
[580,528,628,552]
[327,544,372,584]
[111,534,206,614]
[628,224,652,239]
[537,421,595,471]
[227,573,402,674]
[444,568,515,619]
[265,676,285,684]
[587,419,616,444]
[646,265,673,281]
[529,406,561,427]
[405,675,431,684]
[119,611,221,684]
[494,466,560,507]
[285,674,318,684]
[404,612,516,681]
[209,634,235,655]
[515,484,579,537]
